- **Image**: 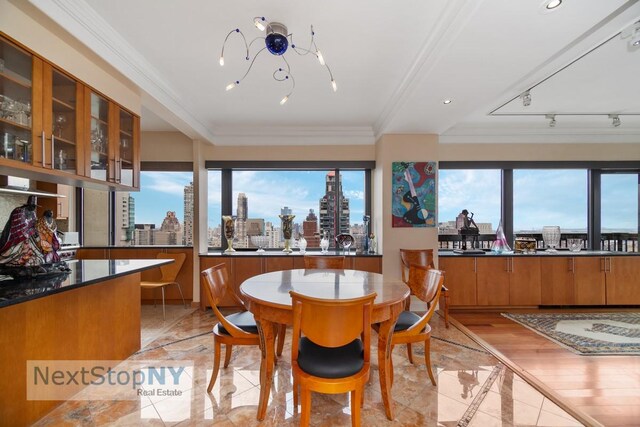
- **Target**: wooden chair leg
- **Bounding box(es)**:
[390,350,395,387]
[223,344,233,368]
[300,388,312,427]
[442,288,450,328]
[208,339,222,392]
[161,287,166,321]
[425,338,436,386]
[406,343,414,364]
[276,324,286,357]
[351,388,362,427]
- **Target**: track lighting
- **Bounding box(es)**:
[521,90,531,107]
[545,114,556,128]
[631,22,640,47]
[609,114,621,127]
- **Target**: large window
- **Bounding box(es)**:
[207,162,371,250]
[438,162,639,252]
[513,169,587,233]
[438,169,501,234]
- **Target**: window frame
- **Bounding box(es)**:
[205,161,375,251]
[440,161,640,250]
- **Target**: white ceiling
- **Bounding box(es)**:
[29,0,640,145]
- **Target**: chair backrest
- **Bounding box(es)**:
[405,266,445,332]
[290,291,376,363]
[157,252,187,282]
[303,255,346,269]
[201,263,253,337]
[399,249,434,284]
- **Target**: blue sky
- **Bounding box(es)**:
[132,170,637,233]
[132,170,365,229]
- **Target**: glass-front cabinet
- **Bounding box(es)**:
[48,66,81,174]
[0,37,34,164]
[87,90,110,182]
[117,107,137,187]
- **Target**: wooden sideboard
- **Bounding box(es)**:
[439,253,640,307]
[200,254,383,308]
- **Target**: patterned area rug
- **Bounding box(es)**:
[502,312,640,355]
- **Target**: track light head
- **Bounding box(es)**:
[609,114,621,127]
[521,90,531,107]
[545,114,556,128]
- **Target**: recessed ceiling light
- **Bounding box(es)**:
[545,0,562,10]
[443,99,452,105]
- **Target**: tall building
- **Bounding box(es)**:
[158,211,183,245]
[236,193,248,248]
[134,224,155,245]
[303,209,320,248]
[115,192,135,246]
[319,172,350,241]
[183,181,194,246]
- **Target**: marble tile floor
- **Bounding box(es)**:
[34,311,583,426]
[141,304,198,348]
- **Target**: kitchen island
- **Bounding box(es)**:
[0,259,170,426]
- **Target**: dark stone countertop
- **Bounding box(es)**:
[0,259,170,309]
[438,249,639,257]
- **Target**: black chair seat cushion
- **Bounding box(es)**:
[394,311,422,332]
[218,311,258,335]
[297,337,364,379]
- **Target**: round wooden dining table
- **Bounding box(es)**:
[240,268,410,421]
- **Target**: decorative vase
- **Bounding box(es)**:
[336,233,355,254]
[542,226,561,252]
[368,234,376,254]
[298,236,307,254]
[222,215,236,253]
[490,220,511,253]
[320,231,330,253]
[279,214,295,253]
[362,215,370,253]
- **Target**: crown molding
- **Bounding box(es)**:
[28,0,216,144]
[440,126,640,144]
[372,0,484,138]
[210,125,376,146]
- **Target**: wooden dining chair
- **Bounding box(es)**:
[140,252,187,320]
[303,255,346,269]
[399,248,449,328]
[390,266,444,386]
[290,291,376,427]
[201,263,260,392]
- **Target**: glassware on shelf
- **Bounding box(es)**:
[54,114,67,137]
[320,231,330,254]
[491,220,511,253]
[335,233,355,255]
[297,235,308,254]
[251,235,270,252]
[542,226,561,252]
[567,238,583,252]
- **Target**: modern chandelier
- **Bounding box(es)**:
[219,16,336,105]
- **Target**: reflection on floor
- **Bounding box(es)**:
[34,310,582,426]
[141,304,197,348]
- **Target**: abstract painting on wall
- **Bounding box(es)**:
[392,161,436,227]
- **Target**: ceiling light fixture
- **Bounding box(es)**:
[630,22,640,47]
[609,114,621,127]
[545,114,556,127]
[545,0,562,10]
[219,17,336,104]
[521,90,531,107]
[443,99,452,104]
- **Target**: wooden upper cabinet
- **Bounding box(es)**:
[0,37,39,167]
[1,34,139,189]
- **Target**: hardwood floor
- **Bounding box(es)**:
[451,309,640,427]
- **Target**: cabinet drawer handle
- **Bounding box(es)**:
[473,257,476,273]
[40,131,46,166]
[600,257,605,272]
[569,257,574,272]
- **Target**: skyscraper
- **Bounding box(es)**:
[319,172,350,241]
[303,209,320,248]
[115,192,135,246]
[183,181,194,246]
[158,211,182,245]
[236,193,248,247]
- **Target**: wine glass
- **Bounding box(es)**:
[54,114,67,137]
[251,235,270,252]
[542,226,561,252]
